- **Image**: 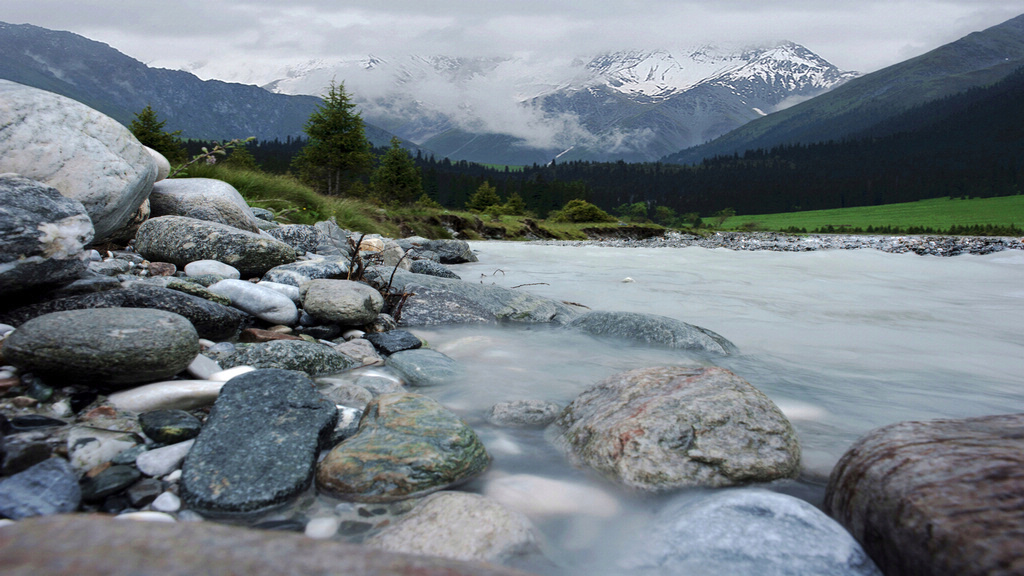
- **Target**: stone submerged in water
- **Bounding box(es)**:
[0,80,156,242]
[566,310,737,355]
[0,515,534,576]
[134,215,298,278]
[555,366,800,491]
[366,491,538,563]
[825,413,1024,576]
[384,348,463,387]
[619,488,881,576]
[316,393,490,502]
[0,174,94,296]
[180,369,338,517]
[2,308,199,389]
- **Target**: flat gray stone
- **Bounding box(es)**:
[181,369,337,517]
[184,260,241,279]
[555,366,800,491]
[566,310,737,355]
[0,457,80,519]
[148,178,261,232]
[3,308,199,389]
[134,215,297,278]
[221,340,357,376]
[0,80,156,242]
[0,174,93,295]
[385,348,463,387]
[261,258,350,287]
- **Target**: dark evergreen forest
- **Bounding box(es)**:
[186,66,1024,219]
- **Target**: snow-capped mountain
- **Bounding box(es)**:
[175,43,858,164]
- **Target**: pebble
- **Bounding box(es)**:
[304,516,341,539]
[207,279,299,326]
[151,492,181,513]
[136,440,195,478]
[108,380,226,412]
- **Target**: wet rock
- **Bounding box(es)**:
[0,80,156,242]
[138,410,202,444]
[0,174,93,296]
[825,413,1024,576]
[239,327,303,343]
[487,400,561,428]
[366,491,537,563]
[302,279,384,326]
[566,311,737,355]
[316,393,490,502]
[181,369,337,517]
[126,477,164,508]
[620,489,881,576]
[136,439,194,478]
[5,415,68,433]
[409,259,462,279]
[220,340,357,376]
[148,178,262,232]
[555,366,800,491]
[134,215,298,278]
[80,464,141,501]
[3,308,199,389]
[0,434,54,475]
[66,426,142,472]
[365,330,422,355]
[385,348,462,387]
[330,338,383,366]
[208,279,298,326]
[321,382,373,411]
[0,457,80,519]
[420,238,478,264]
[261,257,350,287]
[0,514,535,576]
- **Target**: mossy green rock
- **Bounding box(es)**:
[3,308,199,389]
[221,340,357,376]
[316,393,490,502]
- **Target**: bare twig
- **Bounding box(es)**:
[511,282,550,289]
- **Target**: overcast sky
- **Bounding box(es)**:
[2,1,1022,74]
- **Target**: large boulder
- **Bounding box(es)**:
[0,174,93,295]
[316,393,490,502]
[620,489,881,575]
[566,310,737,355]
[2,308,199,389]
[0,80,156,242]
[302,279,384,326]
[366,491,537,563]
[148,178,262,232]
[180,369,337,517]
[0,515,534,576]
[134,216,297,278]
[825,413,1024,576]
[554,366,800,491]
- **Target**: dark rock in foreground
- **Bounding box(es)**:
[0,514,536,576]
[567,310,737,355]
[555,366,800,491]
[825,413,1024,576]
[181,369,337,517]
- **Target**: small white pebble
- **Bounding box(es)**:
[152,492,181,513]
[115,511,177,523]
[0,519,16,529]
[208,366,255,382]
[163,469,182,483]
[304,516,341,539]
[621,277,635,283]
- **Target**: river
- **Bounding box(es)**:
[403,241,1024,573]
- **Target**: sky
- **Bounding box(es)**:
[2,0,1023,75]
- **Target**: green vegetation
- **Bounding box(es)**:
[370,137,423,205]
[723,196,1024,235]
[291,81,373,196]
[129,105,186,164]
[548,199,616,223]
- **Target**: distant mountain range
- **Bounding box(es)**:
[179,44,856,164]
[664,13,1024,165]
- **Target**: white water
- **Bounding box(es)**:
[401,242,1024,573]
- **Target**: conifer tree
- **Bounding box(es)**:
[370,137,423,205]
[465,182,502,212]
[292,81,372,195]
[129,105,186,164]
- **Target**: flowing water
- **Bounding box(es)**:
[397,242,1024,573]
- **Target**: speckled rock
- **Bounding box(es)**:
[0,174,93,296]
[410,259,461,279]
[134,215,297,278]
[385,348,463,387]
[2,308,199,389]
[566,311,736,355]
[0,80,156,242]
[220,340,357,376]
[0,515,536,576]
[302,279,384,326]
[825,413,1024,576]
[316,393,490,502]
[487,400,561,428]
[184,260,240,280]
[181,369,337,517]
[265,224,332,255]
[138,409,202,444]
[366,491,537,562]
[148,178,261,232]
[261,258,350,288]
[555,366,800,491]
[208,279,298,326]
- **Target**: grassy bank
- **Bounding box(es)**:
[723,196,1024,235]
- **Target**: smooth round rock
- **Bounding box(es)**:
[2,308,199,388]
[148,178,262,232]
[487,400,561,428]
[302,279,384,326]
[146,146,171,181]
[555,366,800,491]
[260,258,350,287]
[384,348,463,387]
[208,279,298,325]
[184,260,241,280]
[139,409,202,444]
[567,311,737,355]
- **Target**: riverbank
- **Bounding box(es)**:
[534,230,1024,256]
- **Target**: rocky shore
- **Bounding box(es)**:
[1,79,1022,576]
[534,230,1024,256]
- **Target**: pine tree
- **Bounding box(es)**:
[465,182,502,211]
[129,105,186,164]
[292,81,373,195]
[370,137,423,205]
